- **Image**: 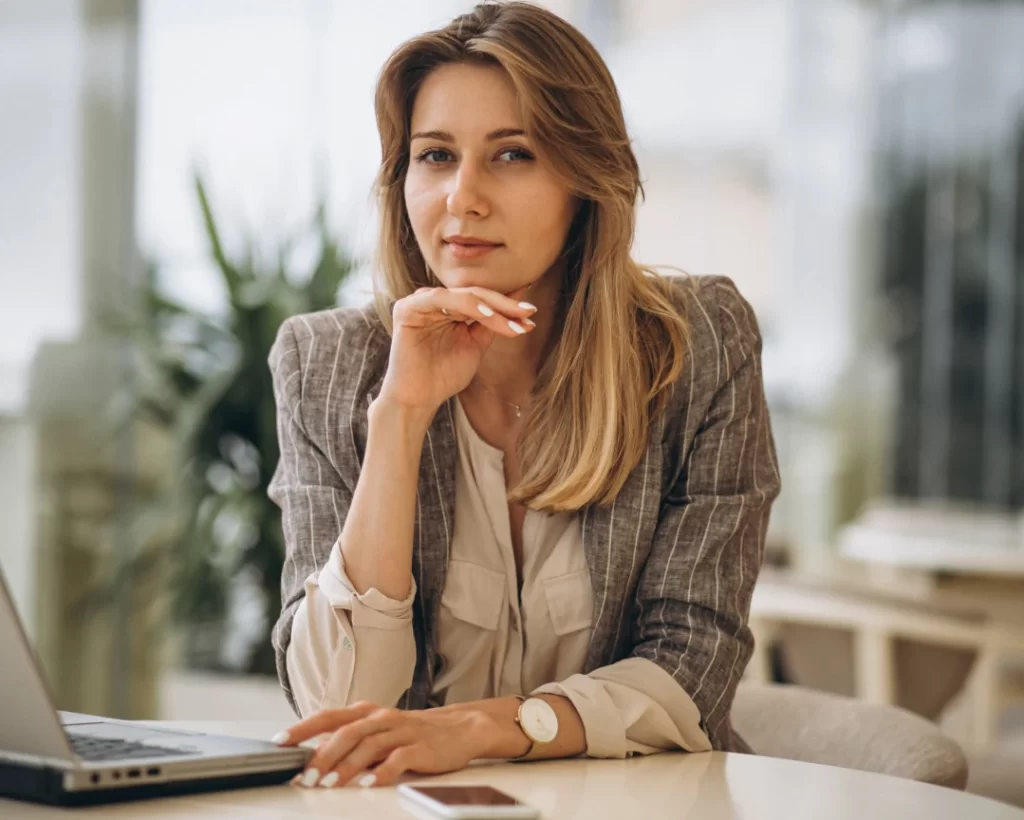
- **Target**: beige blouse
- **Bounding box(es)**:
[286,397,711,758]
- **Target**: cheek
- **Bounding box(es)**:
[515,187,575,258]
[404,176,443,240]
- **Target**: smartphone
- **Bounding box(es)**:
[397,784,540,819]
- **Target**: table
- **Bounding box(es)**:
[839,501,1024,579]
[838,500,1024,749]
[2,721,1023,819]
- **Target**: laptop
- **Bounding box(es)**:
[0,568,311,807]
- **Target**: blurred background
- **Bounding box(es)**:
[2,0,1024,806]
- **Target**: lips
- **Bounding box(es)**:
[445,241,501,260]
[443,235,503,260]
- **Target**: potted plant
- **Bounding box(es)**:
[104,174,356,676]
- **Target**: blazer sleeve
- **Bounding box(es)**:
[272,317,419,712]
[631,277,781,749]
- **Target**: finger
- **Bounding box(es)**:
[306,709,401,776]
[463,286,538,318]
[318,730,413,789]
[369,745,426,787]
[403,289,529,338]
[445,290,534,338]
[276,701,376,746]
[397,289,477,327]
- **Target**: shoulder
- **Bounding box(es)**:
[655,274,765,438]
[269,303,391,417]
[658,272,763,373]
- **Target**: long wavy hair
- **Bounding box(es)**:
[372,1,689,512]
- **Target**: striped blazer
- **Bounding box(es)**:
[268,274,780,752]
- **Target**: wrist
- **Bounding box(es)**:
[442,700,532,760]
[470,710,509,760]
[368,393,436,437]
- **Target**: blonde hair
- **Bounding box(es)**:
[372,1,688,511]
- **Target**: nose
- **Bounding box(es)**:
[446,162,490,219]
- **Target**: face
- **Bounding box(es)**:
[404,62,576,297]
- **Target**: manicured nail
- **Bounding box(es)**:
[318,772,339,788]
[270,731,290,744]
[300,768,320,788]
[508,321,526,335]
[357,773,377,788]
[477,303,495,317]
[523,318,536,328]
[518,302,537,312]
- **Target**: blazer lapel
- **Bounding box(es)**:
[413,396,457,692]
[581,418,665,673]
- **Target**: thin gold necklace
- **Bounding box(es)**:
[473,377,524,418]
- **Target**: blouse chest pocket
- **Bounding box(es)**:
[440,559,507,631]
[542,568,594,636]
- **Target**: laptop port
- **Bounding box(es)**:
[90,774,100,784]
[127,769,141,778]
[146,767,161,777]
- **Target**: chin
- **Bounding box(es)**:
[439,267,501,290]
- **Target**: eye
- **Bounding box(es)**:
[496,146,534,162]
[414,148,454,165]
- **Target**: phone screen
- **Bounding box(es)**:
[408,785,523,806]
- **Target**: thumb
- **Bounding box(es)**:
[468,320,496,350]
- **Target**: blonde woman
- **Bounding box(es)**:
[268,0,780,790]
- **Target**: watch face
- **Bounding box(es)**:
[520,698,558,743]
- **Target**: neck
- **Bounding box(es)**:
[473,264,563,403]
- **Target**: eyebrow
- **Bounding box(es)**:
[409,127,528,143]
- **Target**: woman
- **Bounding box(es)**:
[267,0,779,790]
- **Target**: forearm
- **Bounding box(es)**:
[439,695,586,761]
[340,397,434,600]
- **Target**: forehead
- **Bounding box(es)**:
[410,62,524,134]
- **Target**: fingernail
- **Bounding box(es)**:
[357,773,377,788]
[318,772,339,789]
[509,321,526,335]
[300,768,320,788]
[518,302,537,312]
[270,731,290,744]
[523,318,536,328]
[477,303,495,317]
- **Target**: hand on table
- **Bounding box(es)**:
[273,701,495,789]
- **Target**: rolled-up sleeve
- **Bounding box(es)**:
[630,278,781,750]
[268,316,416,715]
[286,542,417,716]
[532,657,711,758]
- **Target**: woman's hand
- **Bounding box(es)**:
[276,701,497,789]
[377,284,538,416]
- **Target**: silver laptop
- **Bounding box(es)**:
[0,567,310,807]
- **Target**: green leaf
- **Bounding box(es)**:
[194,173,242,301]
[102,171,358,673]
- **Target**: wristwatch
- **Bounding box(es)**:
[510,696,559,761]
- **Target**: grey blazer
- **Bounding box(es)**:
[268,274,780,752]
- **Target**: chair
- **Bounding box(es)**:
[746,567,1024,752]
[732,681,969,789]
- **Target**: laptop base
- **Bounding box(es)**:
[0,757,304,807]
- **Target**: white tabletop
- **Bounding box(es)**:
[839,501,1024,577]
[2,721,1022,819]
